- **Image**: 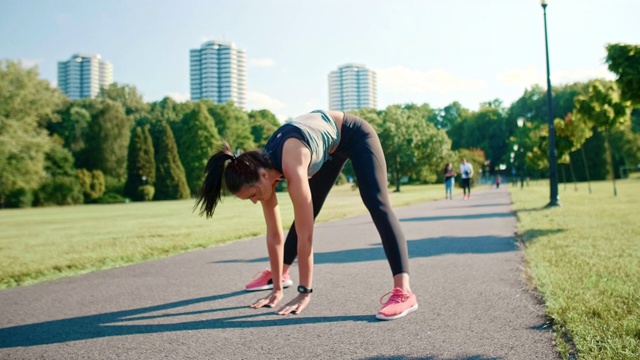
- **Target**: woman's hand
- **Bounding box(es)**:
[277,293,311,315]
[250,290,283,309]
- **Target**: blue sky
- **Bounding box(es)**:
[1,0,637,120]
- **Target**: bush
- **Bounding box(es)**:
[96,192,127,204]
[77,169,106,202]
[103,175,125,196]
[33,176,84,206]
[137,185,155,201]
[4,188,33,208]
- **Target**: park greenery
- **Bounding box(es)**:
[1,43,639,208]
[0,183,449,289]
[511,180,640,360]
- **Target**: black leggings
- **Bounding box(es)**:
[462,178,471,195]
[283,113,409,276]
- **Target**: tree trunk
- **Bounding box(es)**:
[581,147,592,194]
[569,158,578,191]
[394,156,401,193]
[605,130,617,196]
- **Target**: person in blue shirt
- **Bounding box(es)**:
[444,162,456,200]
[459,158,474,200]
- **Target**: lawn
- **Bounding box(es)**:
[510,179,640,360]
[0,183,450,289]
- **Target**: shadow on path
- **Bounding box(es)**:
[215,235,519,265]
[517,228,566,245]
[0,290,374,348]
[514,207,548,213]
[434,203,511,210]
[400,213,513,222]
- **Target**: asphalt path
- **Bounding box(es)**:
[0,186,557,360]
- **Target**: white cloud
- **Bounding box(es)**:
[248,58,276,68]
[246,91,291,122]
[166,92,190,102]
[498,65,616,88]
[497,65,543,88]
[554,67,616,83]
[376,66,487,95]
[19,59,43,69]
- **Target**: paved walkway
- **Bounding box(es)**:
[0,186,557,359]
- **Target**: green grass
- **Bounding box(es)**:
[0,183,450,289]
[511,179,640,360]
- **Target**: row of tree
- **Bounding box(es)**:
[1,43,638,208]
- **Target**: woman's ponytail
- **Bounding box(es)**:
[194,142,235,218]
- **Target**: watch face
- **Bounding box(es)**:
[297,285,312,293]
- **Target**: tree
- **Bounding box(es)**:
[413,123,453,183]
[609,124,640,179]
[82,100,132,182]
[606,43,640,104]
[247,109,280,148]
[0,60,65,207]
[51,104,91,157]
[178,102,221,194]
[124,124,155,201]
[433,101,469,131]
[154,123,190,200]
[574,81,632,195]
[449,103,507,174]
[372,104,450,191]
[206,101,255,151]
[507,86,547,122]
[554,113,592,190]
[33,143,84,206]
[376,105,419,192]
[98,83,149,118]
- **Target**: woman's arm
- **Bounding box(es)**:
[281,139,314,289]
[250,187,286,309]
[277,138,314,315]
[262,194,284,290]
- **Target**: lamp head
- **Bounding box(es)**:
[540,0,548,8]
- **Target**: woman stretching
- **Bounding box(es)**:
[195,110,417,320]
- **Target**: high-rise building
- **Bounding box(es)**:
[57,54,113,99]
[328,63,377,112]
[190,40,246,109]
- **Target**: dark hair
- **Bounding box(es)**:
[194,142,273,218]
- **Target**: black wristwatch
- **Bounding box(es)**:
[297,285,313,294]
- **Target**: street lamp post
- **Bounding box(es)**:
[541,0,559,206]
[517,117,526,189]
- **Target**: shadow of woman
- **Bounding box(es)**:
[0,290,373,348]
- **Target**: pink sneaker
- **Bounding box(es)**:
[376,288,418,320]
[245,269,293,291]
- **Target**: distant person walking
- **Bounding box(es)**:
[495,175,502,189]
[460,158,474,200]
[443,163,456,200]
